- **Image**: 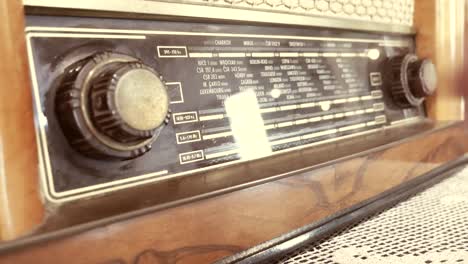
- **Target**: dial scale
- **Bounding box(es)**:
[25,16,433,202]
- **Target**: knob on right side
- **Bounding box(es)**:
[389,54,437,108]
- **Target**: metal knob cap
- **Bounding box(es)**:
[409,59,437,98]
[389,54,437,108]
[90,62,169,143]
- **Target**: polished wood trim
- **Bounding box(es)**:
[0,122,466,264]
[415,0,465,121]
[0,0,44,240]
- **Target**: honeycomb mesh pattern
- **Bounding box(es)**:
[275,167,468,264]
[171,0,414,26]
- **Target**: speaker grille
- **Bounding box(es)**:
[172,0,415,26]
[276,167,468,264]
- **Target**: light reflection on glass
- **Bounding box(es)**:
[225,89,272,160]
[367,48,380,60]
[270,88,282,98]
[319,101,331,111]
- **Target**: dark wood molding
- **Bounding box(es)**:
[0,122,466,264]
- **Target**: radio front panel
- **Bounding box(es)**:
[26,16,426,202]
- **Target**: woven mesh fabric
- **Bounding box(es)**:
[172,0,414,26]
[276,166,468,264]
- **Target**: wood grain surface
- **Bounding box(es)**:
[0,122,466,264]
[0,0,44,240]
[414,0,465,121]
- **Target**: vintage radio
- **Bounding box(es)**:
[0,0,466,263]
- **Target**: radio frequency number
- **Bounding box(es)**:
[196,67,222,73]
[179,150,205,164]
[176,131,201,144]
[202,74,226,80]
[173,112,198,124]
[157,46,188,58]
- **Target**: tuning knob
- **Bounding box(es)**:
[389,54,437,108]
[55,52,170,160]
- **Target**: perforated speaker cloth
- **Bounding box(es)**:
[276,166,468,264]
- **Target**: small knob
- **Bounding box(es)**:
[55,52,170,160]
[389,54,437,108]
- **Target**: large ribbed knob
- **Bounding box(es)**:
[55,52,170,160]
[389,54,437,108]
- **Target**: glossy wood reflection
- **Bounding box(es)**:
[414,0,465,121]
[0,122,466,264]
[0,0,44,240]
